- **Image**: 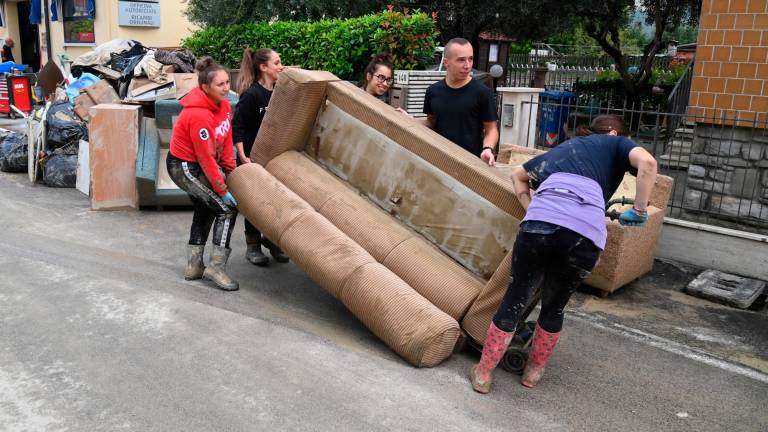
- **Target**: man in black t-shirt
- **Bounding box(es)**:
[423,38,498,166]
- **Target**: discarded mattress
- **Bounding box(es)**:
[228,68,670,367]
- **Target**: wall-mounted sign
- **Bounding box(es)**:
[118,1,160,27]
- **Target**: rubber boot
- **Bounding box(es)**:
[202,245,239,291]
[262,237,289,263]
[245,234,269,266]
[521,324,561,388]
[184,244,205,280]
[469,322,515,394]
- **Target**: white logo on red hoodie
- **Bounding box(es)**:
[215,113,231,140]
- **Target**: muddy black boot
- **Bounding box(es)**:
[203,245,239,291]
[184,244,205,280]
[245,235,269,266]
[262,237,289,263]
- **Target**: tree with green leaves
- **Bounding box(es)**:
[184,0,392,26]
[422,0,699,105]
[573,0,701,106]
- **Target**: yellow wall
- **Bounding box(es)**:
[1,0,23,62]
[42,0,198,64]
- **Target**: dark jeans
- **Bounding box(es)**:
[166,154,237,248]
[492,222,600,334]
[244,217,261,244]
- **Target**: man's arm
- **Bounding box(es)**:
[480,120,499,166]
[511,166,532,210]
[628,146,658,212]
[422,114,435,129]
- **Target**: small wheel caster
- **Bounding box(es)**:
[500,348,528,374]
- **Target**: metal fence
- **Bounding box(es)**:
[512,98,768,235]
[665,61,695,135]
[506,64,605,90]
[508,53,672,69]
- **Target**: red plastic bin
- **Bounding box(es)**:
[0,74,33,118]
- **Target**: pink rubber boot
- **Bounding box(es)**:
[521,324,561,388]
[469,322,514,394]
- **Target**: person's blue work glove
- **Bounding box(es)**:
[618,207,648,227]
[222,192,238,207]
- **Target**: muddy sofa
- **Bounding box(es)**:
[228,68,670,367]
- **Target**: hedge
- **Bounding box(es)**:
[181,10,439,80]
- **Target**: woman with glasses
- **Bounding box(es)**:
[361,53,395,99]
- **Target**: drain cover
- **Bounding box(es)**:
[685,270,766,309]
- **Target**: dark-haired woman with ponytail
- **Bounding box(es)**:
[231,47,289,265]
[167,56,239,291]
[469,115,658,393]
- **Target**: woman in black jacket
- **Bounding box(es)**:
[231,47,289,265]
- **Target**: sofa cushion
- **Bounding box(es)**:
[340,263,460,367]
[281,212,377,298]
[227,163,313,245]
[383,237,483,320]
[267,151,484,320]
[229,162,460,367]
[266,151,412,261]
[267,151,485,319]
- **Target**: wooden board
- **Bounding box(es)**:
[88,104,141,210]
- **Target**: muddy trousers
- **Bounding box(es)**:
[493,222,600,334]
[166,154,237,248]
[244,219,261,242]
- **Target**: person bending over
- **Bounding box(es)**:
[469,115,657,393]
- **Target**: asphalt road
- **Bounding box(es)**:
[1,170,766,432]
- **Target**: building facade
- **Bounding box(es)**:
[1,0,198,71]
[683,0,768,233]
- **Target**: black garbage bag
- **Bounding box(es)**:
[46,101,88,150]
[108,42,147,74]
[0,132,28,173]
[42,153,78,188]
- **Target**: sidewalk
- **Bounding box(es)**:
[570,261,768,375]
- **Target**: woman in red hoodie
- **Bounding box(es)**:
[166,56,239,291]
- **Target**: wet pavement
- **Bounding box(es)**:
[0,163,766,431]
[570,260,768,374]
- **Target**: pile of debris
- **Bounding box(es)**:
[67,39,199,107]
[21,39,200,190]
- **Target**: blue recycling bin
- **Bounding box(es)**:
[538,90,577,147]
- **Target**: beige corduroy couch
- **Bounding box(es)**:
[228,68,671,367]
